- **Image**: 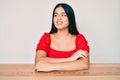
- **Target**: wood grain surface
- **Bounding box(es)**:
[0,64,120,80]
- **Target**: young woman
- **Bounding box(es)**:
[35,3,90,72]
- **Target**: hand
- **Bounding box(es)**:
[70,50,88,61]
[35,60,54,72]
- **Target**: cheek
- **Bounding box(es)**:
[64,17,69,22]
[53,18,56,24]
[53,17,57,22]
[64,19,69,25]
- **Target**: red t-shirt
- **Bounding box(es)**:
[36,33,89,58]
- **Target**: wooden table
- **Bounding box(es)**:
[0,64,120,80]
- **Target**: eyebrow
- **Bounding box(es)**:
[54,12,66,14]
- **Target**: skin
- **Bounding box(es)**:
[35,6,89,72]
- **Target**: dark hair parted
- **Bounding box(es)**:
[49,3,79,35]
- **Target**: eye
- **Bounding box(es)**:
[62,14,66,16]
[62,13,67,16]
[54,13,57,17]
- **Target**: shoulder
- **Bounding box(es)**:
[76,34,88,44]
[76,34,89,52]
[41,32,50,39]
[39,32,50,43]
[76,34,86,40]
[36,32,50,52]
[42,32,50,37]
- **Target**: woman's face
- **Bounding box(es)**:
[54,6,69,30]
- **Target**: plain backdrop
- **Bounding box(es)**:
[0,0,120,64]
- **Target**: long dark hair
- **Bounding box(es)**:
[49,3,79,35]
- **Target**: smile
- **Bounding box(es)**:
[56,21,63,25]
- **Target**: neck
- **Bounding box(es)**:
[56,29,70,38]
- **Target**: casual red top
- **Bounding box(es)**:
[36,33,89,58]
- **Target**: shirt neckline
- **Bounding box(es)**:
[48,33,78,52]
[50,47,76,52]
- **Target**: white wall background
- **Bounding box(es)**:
[0,0,120,64]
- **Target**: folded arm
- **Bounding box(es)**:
[35,50,73,64]
[35,50,89,72]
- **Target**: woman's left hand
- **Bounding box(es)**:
[69,50,88,61]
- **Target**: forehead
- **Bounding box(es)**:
[55,6,65,13]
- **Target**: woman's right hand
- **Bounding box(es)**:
[35,60,55,72]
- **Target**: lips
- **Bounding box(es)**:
[56,21,63,25]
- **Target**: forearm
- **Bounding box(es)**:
[51,58,89,71]
[35,50,87,64]
[35,50,89,71]
[36,57,72,63]
[35,50,74,64]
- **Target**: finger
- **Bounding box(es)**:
[78,52,87,57]
[79,54,85,58]
[35,64,40,70]
[76,54,85,60]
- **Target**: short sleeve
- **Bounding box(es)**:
[36,32,50,53]
[76,34,90,53]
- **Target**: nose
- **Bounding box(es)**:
[57,15,62,20]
